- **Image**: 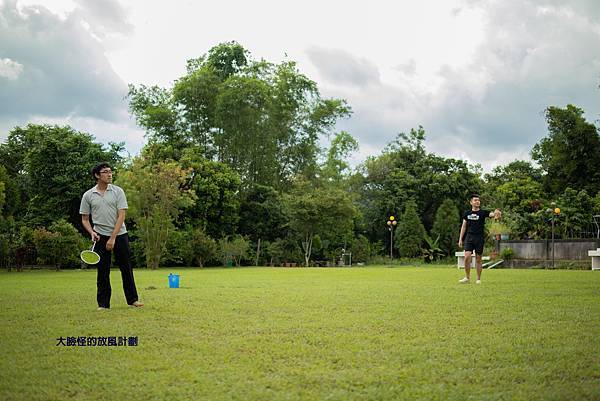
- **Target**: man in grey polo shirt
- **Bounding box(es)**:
[80,162,143,310]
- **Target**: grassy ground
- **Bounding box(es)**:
[0,266,599,401]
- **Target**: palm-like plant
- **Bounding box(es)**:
[421,234,444,263]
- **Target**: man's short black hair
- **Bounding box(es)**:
[470,194,481,200]
[91,162,111,181]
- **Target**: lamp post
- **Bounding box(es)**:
[387,216,397,259]
[546,204,561,268]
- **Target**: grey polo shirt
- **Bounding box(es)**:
[79,184,128,236]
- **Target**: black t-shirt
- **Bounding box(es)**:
[462,209,491,237]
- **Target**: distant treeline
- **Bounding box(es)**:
[1,42,599,269]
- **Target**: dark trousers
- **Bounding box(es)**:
[96,233,139,308]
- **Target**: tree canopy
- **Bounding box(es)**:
[127,41,351,189]
[0,124,123,227]
[532,105,600,195]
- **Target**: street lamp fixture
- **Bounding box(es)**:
[387,216,397,259]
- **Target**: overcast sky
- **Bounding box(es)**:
[1,0,599,171]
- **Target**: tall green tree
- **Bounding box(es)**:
[127,42,351,189]
[179,150,241,239]
[484,160,543,189]
[238,185,287,242]
[127,85,187,160]
[395,200,427,258]
[0,124,123,227]
[214,75,276,185]
[320,131,359,185]
[356,126,481,248]
[117,160,196,269]
[205,41,249,80]
[0,165,19,267]
[555,188,594,238]
[431,199,460,256]
[171,65,220,156]
[495,178,545,215]
[286,179,357,266]
[532,105,600,195]
[594,192,600,214]
[0,166,6,216]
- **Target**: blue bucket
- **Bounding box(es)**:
[168,273,180,288]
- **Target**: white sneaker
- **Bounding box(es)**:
[476,280,481,284]
[459,277,470,284]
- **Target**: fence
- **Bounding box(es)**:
[567,218,600,239]
[499,238,600,268]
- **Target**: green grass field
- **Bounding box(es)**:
[1,267,599,401]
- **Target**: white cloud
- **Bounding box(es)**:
[0,1,129,120]
[0,57,23,80]
[1,0,598,171]
[316,0,600,171]
[394,59,417,77]
[307,47,381,88]
[0,0,145,151]
[72,0,133,43]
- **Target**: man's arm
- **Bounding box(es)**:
[458,219,467,247]
[81,214,100,242]
[106,209,126,251]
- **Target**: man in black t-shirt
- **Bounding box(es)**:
[457,194,501,284]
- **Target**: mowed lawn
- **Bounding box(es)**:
[0,267,599,401]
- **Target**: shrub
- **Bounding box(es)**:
[351,235,371,263]
[218,235,249,267]
[500,247,515,260]
[128,231,146,269]
[192,228,217,267]
[421,234,444,263]
[262,239,285,266]
[32,228,60,268]
[162,228,194,267]
[488,220,511,237]
[32,220,84,270]
[48,220,85,264]
[0,217,18,269]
